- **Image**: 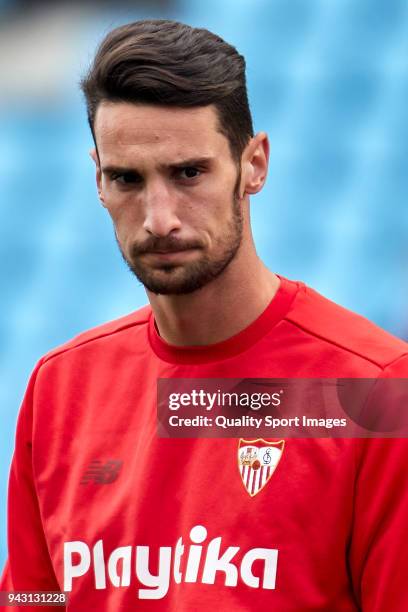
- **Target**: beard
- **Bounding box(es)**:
[117,185,243,295]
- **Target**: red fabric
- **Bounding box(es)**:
[1,277,408,610]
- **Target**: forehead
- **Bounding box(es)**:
[94,102,229,161]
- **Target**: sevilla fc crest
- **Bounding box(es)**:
[238,439,284,497]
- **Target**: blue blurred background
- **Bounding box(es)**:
[1,0,408,567]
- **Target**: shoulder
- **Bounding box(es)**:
[286,283,408,371]
[41,304,151,366]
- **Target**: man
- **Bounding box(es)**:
[1,19,407,611]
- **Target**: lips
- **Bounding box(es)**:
[150,248,187,253]
[150,248,195,254]
[143,248,198,261]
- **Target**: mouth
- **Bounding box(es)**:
[143,248,199,262]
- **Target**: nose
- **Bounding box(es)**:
[142,179,182,237]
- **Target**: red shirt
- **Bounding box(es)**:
[2,276,408,610]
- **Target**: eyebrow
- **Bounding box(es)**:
[101,157,214,175]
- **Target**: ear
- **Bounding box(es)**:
[89,148,105,205]
[240,132,269,196]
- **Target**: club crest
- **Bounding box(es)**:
[238,439,284,497]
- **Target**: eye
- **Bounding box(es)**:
[110,172,141,185]
[178,167,201,180]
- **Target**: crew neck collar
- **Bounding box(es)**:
[148,275,299,364]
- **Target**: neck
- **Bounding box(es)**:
[147,242,279,346]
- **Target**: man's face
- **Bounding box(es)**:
[93,102,244,295]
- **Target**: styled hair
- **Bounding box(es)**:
[80,19,254,161]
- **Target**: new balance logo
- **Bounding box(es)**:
[80,460,123,484]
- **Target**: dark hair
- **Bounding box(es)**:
[80,19,254,161]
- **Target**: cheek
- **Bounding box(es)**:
[103,191,142,227]
[187,183,231,218]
